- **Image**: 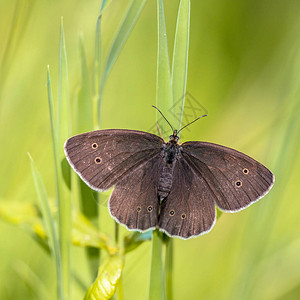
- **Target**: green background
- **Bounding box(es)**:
[1,0,300,299]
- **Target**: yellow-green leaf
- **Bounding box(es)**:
[84,255,124,300]
[0,201,49,251]
[72,213,118,256]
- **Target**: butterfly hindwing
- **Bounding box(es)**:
[64,129,163,191]
[181,141,274,212]
[159,157,216,239]
[109,154,164,231]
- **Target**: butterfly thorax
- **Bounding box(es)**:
[157,132,181,202]
[165,130,180,163]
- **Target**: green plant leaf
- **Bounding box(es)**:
[77,35,94,134]
[0,201,46,239]
[97,0,147,126]
[102,0,147,88]
[156,0,173,137]
[149,229,165,300]
[47,66,67,300]
[57,18,72,155]
[165,237,173,300]
[171,0,190,131]
[93,10,102,128]
[93,0,113,127]
[27,153,60,261]
[0,199,118,256]
[47,19,72,296]
[84,255,124,300]
[57,18,72,300]
[72,213,118,256]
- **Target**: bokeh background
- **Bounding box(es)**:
[1,0,300,299]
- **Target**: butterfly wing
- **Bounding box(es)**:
[159,158,216,239]
[64,129,164,191]
[109,154,164,231]
[181,141,274,212]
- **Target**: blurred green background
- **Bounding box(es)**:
[1,0,300,299]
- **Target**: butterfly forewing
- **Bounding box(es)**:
[159,158,216,238]
[64,129,163,191]
[109,154,164,231]
[181,141,274,212]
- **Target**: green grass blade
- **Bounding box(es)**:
[97,0,147,126]
[47,67,65,300]
[171,0,190,131]
[93,0,113,99]
[149,230,165,300]
[57,18,72,299]
[165,238,173,300]
[93,10,102,128]
[77,35,93,134]
[156,0,174,137]
[102,0,147,86]
[27,154,61,300]
[47,66,59,196]
[28,153,60,263]
[84,255,124,300]
[93,0,113,122]
[57,17,72,154]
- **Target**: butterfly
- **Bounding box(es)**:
[64,108,274,239]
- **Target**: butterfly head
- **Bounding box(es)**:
[152,105,207,144]
[169,130,179,143]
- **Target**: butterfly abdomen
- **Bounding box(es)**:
[158,143,179,201]
[158,164,174,201]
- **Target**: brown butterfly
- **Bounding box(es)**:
[64,107,274,239]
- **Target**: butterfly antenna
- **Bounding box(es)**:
[152,105,174,132]
[177,114,208,134]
